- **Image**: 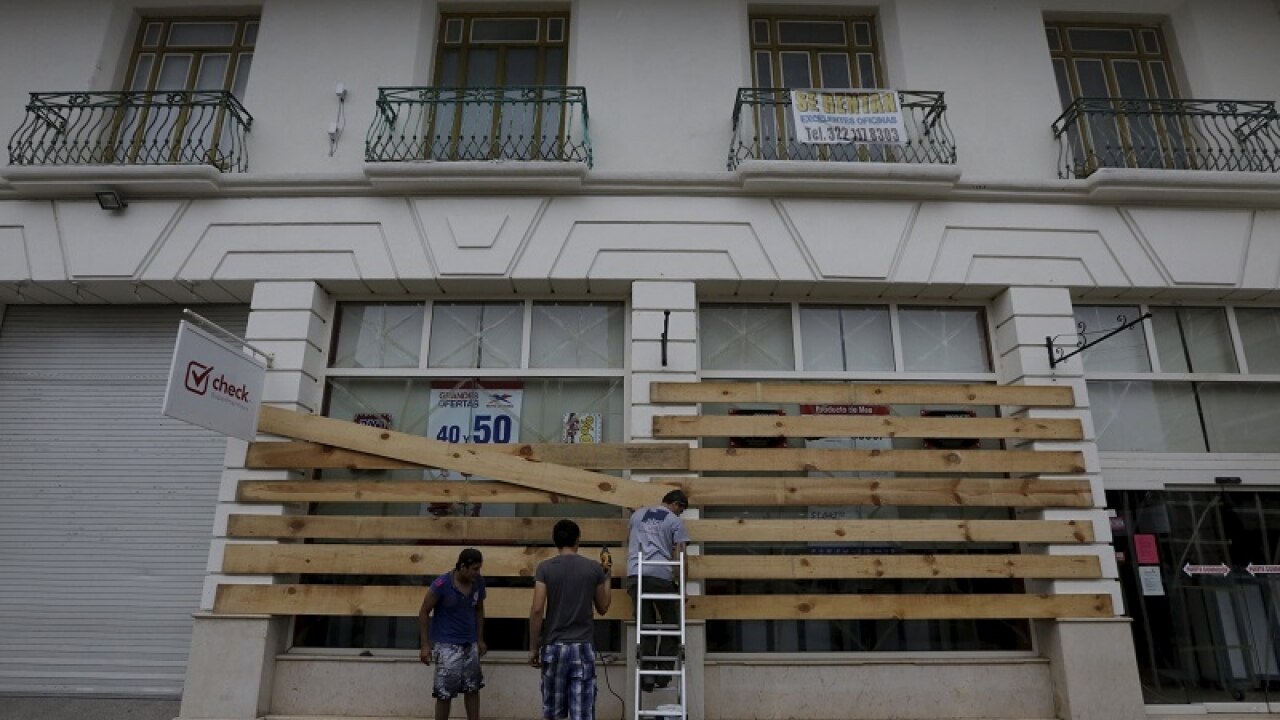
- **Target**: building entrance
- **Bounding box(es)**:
[1111,489,1280,705]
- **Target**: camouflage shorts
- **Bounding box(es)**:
[432,642,483,700]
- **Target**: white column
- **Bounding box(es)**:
[179,281,334,720]
[993,286,1145,720]
[628,280,704,720]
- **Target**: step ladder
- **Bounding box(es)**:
[633,551,687,720]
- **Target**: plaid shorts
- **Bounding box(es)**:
[540,642,596,720]
[432,642,483,700]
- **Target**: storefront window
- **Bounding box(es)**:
[1079,305,1280,452]
[1111,489,1280,704]
[297,300,627,652]
[697,302,1018,652]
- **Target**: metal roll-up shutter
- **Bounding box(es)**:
[0,304,247,697]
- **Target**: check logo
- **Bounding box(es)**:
[185,361,213,395]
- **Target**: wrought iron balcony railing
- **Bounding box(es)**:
[7,91,252,172]
[366,86,591,166]
[1052,97,1280,179]
[728,88,956,170]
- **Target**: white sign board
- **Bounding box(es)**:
[427,385,522,446]
[162,320,266,442]
[1138,566,1165,596]
[790,88,906,145]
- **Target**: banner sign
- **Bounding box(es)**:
[162,320,266,442]
[790,88,906,145]
[427,383,522,446]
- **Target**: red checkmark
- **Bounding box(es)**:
[186,361,213,395]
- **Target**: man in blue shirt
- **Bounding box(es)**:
[420,548,487,720]
[626,489,690,692]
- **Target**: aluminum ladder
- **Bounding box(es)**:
[633,551,687,720]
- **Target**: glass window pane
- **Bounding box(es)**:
[1074,306,1151,372]
[194,53,229,91]
[130,55,154,91]
[471,18,539,43]
[155,54,193,90]
[168,21,238,47]
[428,302,522,368]
[1151,308,1237,374]
[1149,62,1173,99]
[1139,29,1160,54]
[752,19,770,45]
[1088,380,1206,451]
[547,18,565,43]
[853,22,872,47]
[856,53,878,88]
[1052,59,1073,108]
[327,377,431,437]
[504,47,538,85]
[529,302,624,369]
[818,53,851,89]
[1236,308,1280,373]
[332,303,425,368]
[899,307,990,372]
[1199,383,1280,452]
[700,305,795,371]
[543,47,564,84]
[1067,28,1136,53]
[143,22,164,47]
[777,20,846,46]
[444,18,464,44]
[754,51,774,86]
[780,52,812,88]
[800,306,893,371]
[231,53,252,99]
[243,22,258,46]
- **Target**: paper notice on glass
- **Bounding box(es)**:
[1139,565,1165,596]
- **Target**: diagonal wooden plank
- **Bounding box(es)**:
[244,440,690,471]
[653,415,1083,440]
[237,479,568,504]
[213,584,1113,619]
[688,448,1085,473]
[227,514,1093,543]
[650,382,1075,407]
[256,405,663,508]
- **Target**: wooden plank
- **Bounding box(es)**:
[227,515,1093,543]
[237,476,1093,508]
[256,406,664,508]
[654,415,1083,440]
[223,543,628,577]
[650,382,1075,407]
[685,593,1114,620]
[214,584,633,619]
[245,440,691,471]
[238,480,573,504]
[688,448,1085,474]
[222,544,1100,580]
[213,584,1113,619]
[690,554,1102,580]
[669,476,1093,508]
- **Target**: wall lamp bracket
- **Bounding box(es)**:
[95,190,127,211]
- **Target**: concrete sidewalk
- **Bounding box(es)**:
[0,696,179,720]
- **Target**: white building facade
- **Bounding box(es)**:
[3,1,1280,718]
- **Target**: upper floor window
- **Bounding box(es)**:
[699,303,992,374]
[1077,305,1280,452]
[126,17,257,96]
[435,13,568,88]
[750,16,882,90]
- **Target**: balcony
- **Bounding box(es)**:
[365,86,591,166]
[728,89,956,170]
[1052,97,1280,179]
[7,91,252,172]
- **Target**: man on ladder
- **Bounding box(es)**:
[626,489,690,694]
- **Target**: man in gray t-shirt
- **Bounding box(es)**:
[625,489,690,691]
[529,520,611,720]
